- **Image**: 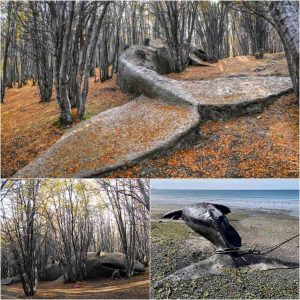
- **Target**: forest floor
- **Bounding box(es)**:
[1,74,133,177]
[1,269,149,299]
[151,206,299,299]
[1,52,298,178]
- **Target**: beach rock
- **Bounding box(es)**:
[154,254,236,287]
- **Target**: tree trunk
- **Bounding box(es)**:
[1,1,12,103]
[270,1,299,97]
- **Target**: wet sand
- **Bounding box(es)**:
[151,204,299,299]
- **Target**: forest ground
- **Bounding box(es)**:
[1,73,133,177]
[1,53,298,178]
[1,269,149,299]
[151,206,299,299]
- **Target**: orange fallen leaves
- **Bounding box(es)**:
[1,75,133,177]
[1,270,149,299]
[166,52,289,81]
[110,94,299,178]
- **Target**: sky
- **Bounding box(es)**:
[151,179,299,190]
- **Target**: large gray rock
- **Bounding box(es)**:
[1,275,20,285]
[40,264,62,281]
[190,44,209,61]
[85,252,145,279]
[15,96,199,178]
[14,39,293,178]
[98,252,145,273]
[41,252,145,281]
[117,41,198,107]
[179,76,293,120]
[188,53,212,67]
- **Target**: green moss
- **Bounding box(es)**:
[151,221,191,242]
[52,118,62,127]
[82,112,94,120]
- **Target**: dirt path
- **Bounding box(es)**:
[1,272,149,299]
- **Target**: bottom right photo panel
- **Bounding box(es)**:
[150,179,299,299]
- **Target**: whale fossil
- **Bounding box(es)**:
[162,202,241,252]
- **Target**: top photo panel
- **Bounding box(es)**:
[1,0,298,179]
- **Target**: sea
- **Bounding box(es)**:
[151,189,299,217]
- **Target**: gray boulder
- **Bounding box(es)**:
[1,275,20,285]
[85,252,145,279]
[132,39,172,75]
[190,44,208,61]
[188,53,212,67]
[40,263,62,281]
[40,252,145,282]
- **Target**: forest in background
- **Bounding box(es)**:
[1,179,149,296]
[1,0,298,125]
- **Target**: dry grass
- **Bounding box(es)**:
[1,73,133,177]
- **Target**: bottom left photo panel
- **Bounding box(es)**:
[1,179,150,299]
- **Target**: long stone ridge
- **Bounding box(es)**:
[117,41,293,120]
[15,97,199,178]
[15,41,293,177]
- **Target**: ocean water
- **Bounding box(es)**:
[151,189,299,217]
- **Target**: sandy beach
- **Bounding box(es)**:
[151,204,299,299]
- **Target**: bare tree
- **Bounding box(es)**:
[48,1,110,124]
[227,1,298,96]
[97,179,149,277]
[149,1,197,72]
[46,179,93,282]
[1,179,41,296]
[195,1,229,61]
[29,1,53,102]
[269,1,299,97]
[1,1,13,103]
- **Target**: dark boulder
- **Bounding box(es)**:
[190,44,209,62]
[188,53,212,67]
[1,275,20,285]
[40,263,62,281]
[39,252,146,282]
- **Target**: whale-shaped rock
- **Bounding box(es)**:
[162,202,241,252]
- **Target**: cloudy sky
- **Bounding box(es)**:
[151,179,299,190]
